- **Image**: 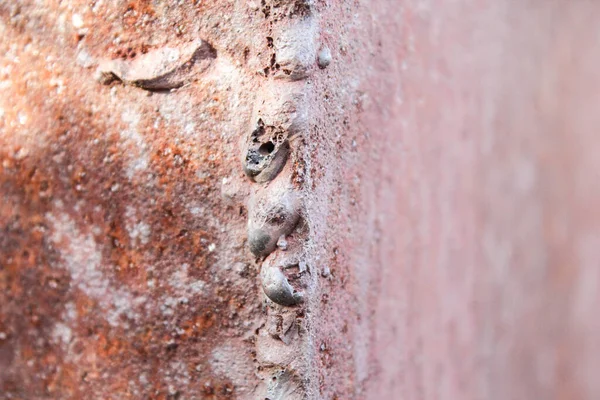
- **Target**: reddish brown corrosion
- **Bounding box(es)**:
[5,0,600,399]
[0,0,264,398]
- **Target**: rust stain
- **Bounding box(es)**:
[0,0,260,397]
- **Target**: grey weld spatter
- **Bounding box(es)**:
[96,40,215,90]
[261,265,303,306]
[247,184,301,257]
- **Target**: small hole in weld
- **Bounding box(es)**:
[258,141,275,155]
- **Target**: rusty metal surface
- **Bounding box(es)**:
[0,1,264,398]
[3,0,600,399]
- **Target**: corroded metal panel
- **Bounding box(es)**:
[3,0,600,399]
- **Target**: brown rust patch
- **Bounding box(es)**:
[0,0,261,397]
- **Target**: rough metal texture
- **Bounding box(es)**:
[0,1,264,398]
[3,0,600,400]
